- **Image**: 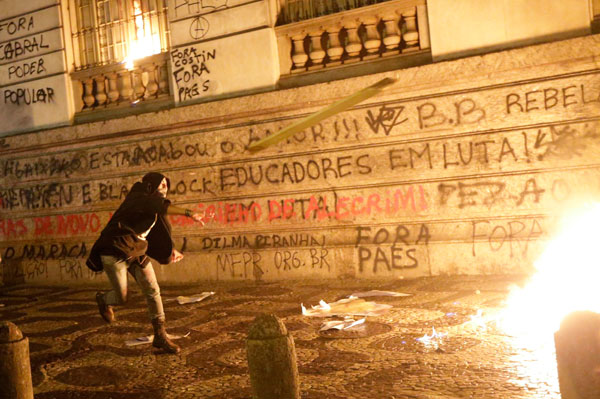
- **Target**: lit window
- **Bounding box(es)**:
[70,0,169,70]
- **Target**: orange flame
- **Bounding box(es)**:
[124,0,161,70]
[500,203,600,338]
[496,203,600,393]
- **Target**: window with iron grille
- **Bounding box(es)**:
[70,0,169,70]
[278,0,391,24]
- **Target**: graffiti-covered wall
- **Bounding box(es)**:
[0,0,74,135]
[2,34,600,285]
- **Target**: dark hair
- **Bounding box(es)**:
[142,172,170,194]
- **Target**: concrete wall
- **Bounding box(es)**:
[168,0,280,104]
[1,34,600,285]
[0,0,74,135]
[428,0,591,61]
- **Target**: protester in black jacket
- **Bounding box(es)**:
[88,172,206,354]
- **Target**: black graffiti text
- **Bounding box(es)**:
[3,242,87,261]
[506,84,600,115]
[471,218,544,257]
[355,224,430,273]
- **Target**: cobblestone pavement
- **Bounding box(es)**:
[0,275,563,399]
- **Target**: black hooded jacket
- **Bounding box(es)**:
[86,172,174,271]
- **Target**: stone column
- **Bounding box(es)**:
[382,13,401,56]
[82,78,95,109]
[132,68,146,101]
[344,20,363,63]
[308,30,326,70]
[402,8,419,52]
[106,73,120,104]
[158,63,170,95]
[326,25,344,66]
[0,322,33,399]
[291,34,309,73]
[143,64,159,99]
[118,71,134,102]
[362,16,382,60]
[246,314,300,399]
[93,75,107,107]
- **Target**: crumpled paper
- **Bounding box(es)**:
[172,292,215,305]
[319,317,366,331]
[302,296,392,317]
[125,332,190,346]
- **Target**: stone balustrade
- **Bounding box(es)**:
[71,53,170,113]
[275,0,429,75]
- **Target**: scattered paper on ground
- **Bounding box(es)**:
[302,297,392,317]
[125,332,190,346]
[320,317,366,331]
[350,290,411,298]
[174,292,215,305]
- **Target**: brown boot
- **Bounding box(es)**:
[152,318,181,354]
[96,292,115,323]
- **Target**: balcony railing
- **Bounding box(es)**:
[275,0,429,75]
[71,52,171,113]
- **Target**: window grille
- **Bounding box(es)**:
[70,0,169,70]
[278,0,390,24]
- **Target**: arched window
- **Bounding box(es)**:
[70,0,169,70]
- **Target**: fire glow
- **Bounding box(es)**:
[416,327,447,350]
[495,203,600,392]
[500,203,600,338]
[123,0,161,70]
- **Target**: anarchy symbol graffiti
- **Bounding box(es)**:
[190,16,210,40]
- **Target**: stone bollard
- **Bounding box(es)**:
[246,314,300,399]
[554,311,600,399]
[0,321,34,399]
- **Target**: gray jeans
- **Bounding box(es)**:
[100,255,165,321]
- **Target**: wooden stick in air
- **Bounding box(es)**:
[248,77,396,153]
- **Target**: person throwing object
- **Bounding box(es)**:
[87,172,207,354]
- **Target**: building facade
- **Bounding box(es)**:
[1,0,599,285]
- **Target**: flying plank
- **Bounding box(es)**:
[248,77,397,153]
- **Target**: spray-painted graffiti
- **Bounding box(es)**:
[438,177,572,209]
[215,247,331,281]
[219,118,363,155]
[218,154,372,191]
[471,218,544,257]
[506,84,600,115]
[365,104,408,135]
[355,224,430,273]
[4,257,98,282]
[0,217,27,238]
[172,187,428,226]
[2,74,600,283]
[1,141,209,180]
[201,232,325,250]
[2,118,598,192]
[23,259,48,280]
[0,182,76,210]
[2,242,87,261]
[0,33,49,62]
[171,46,215,102]
[59,259,86,280]
[0,213,103,239]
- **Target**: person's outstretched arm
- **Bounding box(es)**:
[167,204,210,225]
